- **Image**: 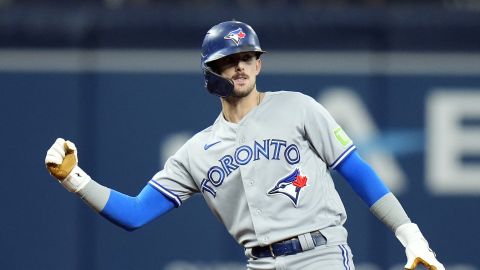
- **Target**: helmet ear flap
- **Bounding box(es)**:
[203,65,234,97]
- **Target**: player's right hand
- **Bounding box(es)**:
[45,138,91,193]
[45,138,78,180]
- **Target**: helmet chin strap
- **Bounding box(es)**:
[203,66,234,97]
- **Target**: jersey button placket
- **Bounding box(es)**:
[246,165,255,187]
[262,236,270,245]
[237,124,246,144]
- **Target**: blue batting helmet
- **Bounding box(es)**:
[201,21,265,97]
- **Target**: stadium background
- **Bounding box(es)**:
[1,1,479,269]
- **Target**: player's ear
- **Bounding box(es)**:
[255,58,262,75]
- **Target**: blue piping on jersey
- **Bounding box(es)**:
[335,150,389,207]
[148,180,182,207]
[329,145,356,169]
[100,184,175,231]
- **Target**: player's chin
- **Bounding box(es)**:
[232,84,255,98]
[231,89,251,98]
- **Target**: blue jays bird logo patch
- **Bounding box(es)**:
[224,28,246,46]
[268,168,308,207]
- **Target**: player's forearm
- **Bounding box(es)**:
[77,179,111,211]
[78,180,175,231]
[369,192,411,232]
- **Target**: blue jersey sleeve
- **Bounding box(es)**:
[336,150,390,207]
[100,184,175,231]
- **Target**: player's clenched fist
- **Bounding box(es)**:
[45,138,91,193]
[45,138,77,180]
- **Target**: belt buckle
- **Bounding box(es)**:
[268,245,276,258]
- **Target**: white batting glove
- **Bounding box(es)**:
[45,138,91,193]
[395,223,445,270]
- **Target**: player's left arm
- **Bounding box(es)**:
[336,150,445,270]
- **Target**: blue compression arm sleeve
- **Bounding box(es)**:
[100,184,175,231]
[336,150,389,207]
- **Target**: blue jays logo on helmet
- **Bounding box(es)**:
[268,168,308,207]
[224,28,246,46]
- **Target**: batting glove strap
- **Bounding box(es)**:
[395,223,445,270]
[60,166,91,193]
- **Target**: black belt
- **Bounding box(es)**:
[251,231,327,258]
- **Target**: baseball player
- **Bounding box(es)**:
[45,21,445,270]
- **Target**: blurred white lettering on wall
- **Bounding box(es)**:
[427,90,480,194]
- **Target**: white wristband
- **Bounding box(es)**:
[60,166,91,193]
[395,223,425,247]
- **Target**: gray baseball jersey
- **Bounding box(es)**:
[149,91,356,248]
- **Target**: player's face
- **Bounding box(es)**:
[214,52,261,98]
